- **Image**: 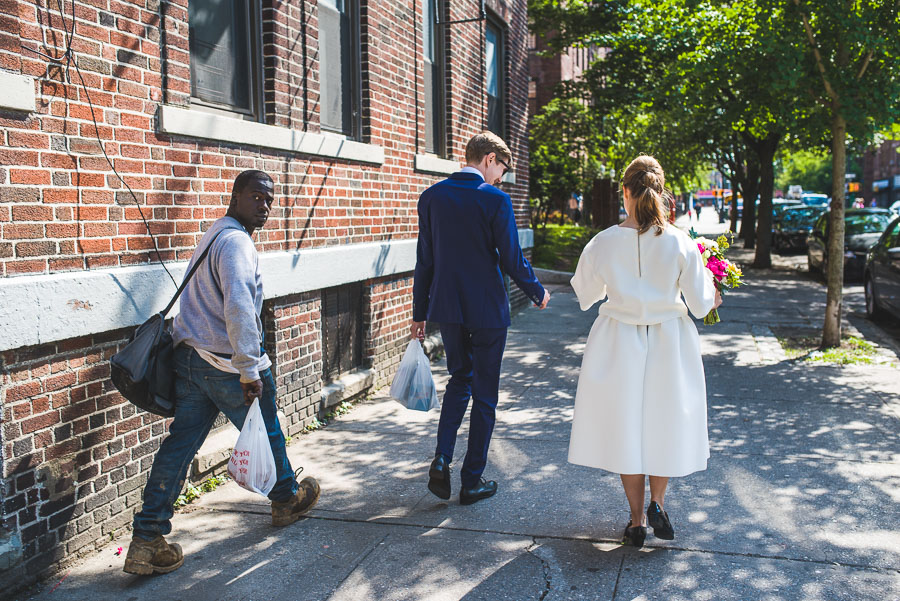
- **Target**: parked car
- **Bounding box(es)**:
[801,192,830,207]
[771,199,804,226]
[807,208,892,280]
[890,200,900,216]
[773,205,826,252]
[864,216,900,320]
[863,217,900,318]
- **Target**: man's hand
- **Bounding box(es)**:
[240,379,263,405]
[536,289,550,310]
[410,321,426,341]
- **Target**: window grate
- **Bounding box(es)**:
[322,282,364,383]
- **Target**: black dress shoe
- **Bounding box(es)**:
[427,454,451,500]
[622,520,647,548]
[647,501,675,540]
[459,478,497,505]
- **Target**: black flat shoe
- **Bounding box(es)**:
[647,501,674,540]
[459,478,497,505]
[427,454,452,500]
[622,520,647,548]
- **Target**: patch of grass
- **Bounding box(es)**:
[532,224,599,272]
[173,473,229,509]
[778,334,877,365]
[305,400,357,433]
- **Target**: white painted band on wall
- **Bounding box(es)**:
[0,71,36,112]
[158,105,386,165]
[0,231,535,352]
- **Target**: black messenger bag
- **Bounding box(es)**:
[110,229,226,417]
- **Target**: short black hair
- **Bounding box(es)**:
[231,170,273,203]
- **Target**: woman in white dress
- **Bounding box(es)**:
[568,155,721,548]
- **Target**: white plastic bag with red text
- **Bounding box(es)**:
[390,340,439,411]
[227,398,277,496]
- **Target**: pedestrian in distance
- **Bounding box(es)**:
[124,170,321,575]
[411,132,550,506]
[567,155,722,548]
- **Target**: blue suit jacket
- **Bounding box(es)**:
[413,172,545,329]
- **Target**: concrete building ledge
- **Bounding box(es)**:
[0,71,35,112]
[533,267,574,285]
[320,367,375,410]
[414,153,459,175]
[0,232,534,352]
[158,105,385,165]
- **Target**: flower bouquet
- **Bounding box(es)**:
[690,230,744,325]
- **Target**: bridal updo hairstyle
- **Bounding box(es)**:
[622,155,670,236]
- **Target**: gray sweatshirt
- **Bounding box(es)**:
[172,216,266,383]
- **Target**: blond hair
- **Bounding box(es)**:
[622,155,670,236]
[465,131,512,165]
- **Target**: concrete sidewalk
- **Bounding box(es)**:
[16,221,900,600]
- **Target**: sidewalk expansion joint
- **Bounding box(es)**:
[525,536,552,601]
[201,509,892,574]
[324,533,388,601]
[610,553,626,601]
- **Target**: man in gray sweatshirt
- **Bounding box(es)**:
[125,170,320,575]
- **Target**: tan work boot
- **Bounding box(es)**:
[271,476,320,526]
[123,535,184,575]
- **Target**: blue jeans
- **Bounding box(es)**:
[436,324,508,488]
[132,345,298,541]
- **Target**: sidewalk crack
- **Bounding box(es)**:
[526,537,552,601]
[610,553,626,600]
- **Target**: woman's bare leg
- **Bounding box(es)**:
[620,474,646,526]
[649,476,669,509]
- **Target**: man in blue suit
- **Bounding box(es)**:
[411,132,549,505]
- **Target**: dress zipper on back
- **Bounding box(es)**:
[637,231,642,277]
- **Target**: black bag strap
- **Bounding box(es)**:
[160,227,236,317]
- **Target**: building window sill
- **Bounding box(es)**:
[158,105,385,165]
[415,153,459,175]
[0,71,36,112]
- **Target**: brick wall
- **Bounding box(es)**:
[0,0,533,591]
[264,292,323,436]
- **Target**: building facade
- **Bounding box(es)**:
[861,139,900,207]
[0,0,533,589]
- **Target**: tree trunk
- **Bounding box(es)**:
[739,157,760,249]
[581,188,593,226]
[753,136,780,268]
[592,178,618,230]
[729,190,739,233]
[821,112,847,348]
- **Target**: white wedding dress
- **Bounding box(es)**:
[567,224,717,477]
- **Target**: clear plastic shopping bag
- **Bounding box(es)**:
[227,397,277,496]
[390,340,439,411]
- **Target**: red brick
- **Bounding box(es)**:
[9,169,50,185]
[12,205,53,221]
[6,381,41,402]
[21,411,60,435]
[76,238,111,254]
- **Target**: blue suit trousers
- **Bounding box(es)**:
[436,323,508,488]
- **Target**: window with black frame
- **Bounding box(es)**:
[319,0,361,138]
[485,19,505,138]
[423,0,445,155]
[188,0,263,119]
[322,283,364,383]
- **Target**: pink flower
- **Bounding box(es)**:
[115,547,123,556]
[706,256,728,280]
